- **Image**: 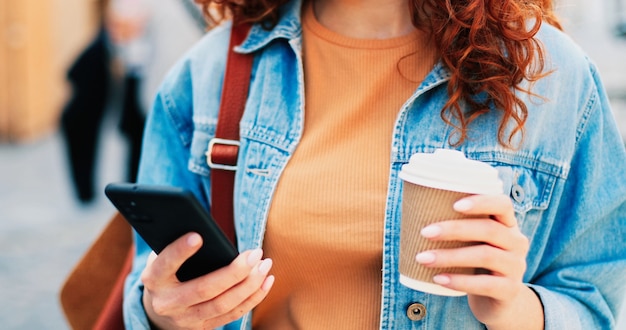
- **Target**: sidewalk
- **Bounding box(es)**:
[0,122,123,329]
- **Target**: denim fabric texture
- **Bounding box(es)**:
[124,0,626,328]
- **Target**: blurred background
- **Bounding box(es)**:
[0,0,625,329]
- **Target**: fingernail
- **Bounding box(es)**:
[453,199,473,212]
[258,258,273,275]
[187,233,202,246]
[247,249,263,266]
[433,275,451,285]
[415,252,436,264]
[261,275,275,292]
[420,225,442,238]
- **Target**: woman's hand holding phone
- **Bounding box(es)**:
[142,233,275,329]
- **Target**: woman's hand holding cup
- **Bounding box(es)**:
[400,149,542,329]
[416,194,534,327]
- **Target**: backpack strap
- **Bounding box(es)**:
[206,22,254,245]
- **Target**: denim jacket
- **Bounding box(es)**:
[124,0,626,328]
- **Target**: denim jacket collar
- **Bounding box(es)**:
[238,0,304,53]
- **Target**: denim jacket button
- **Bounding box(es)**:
[406,303,426,321]
[511,184,525,203]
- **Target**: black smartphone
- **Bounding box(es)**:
[104,183,238,282]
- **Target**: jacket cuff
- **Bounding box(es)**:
[527,284,583,330]
[123,278,152,330]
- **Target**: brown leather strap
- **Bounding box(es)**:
[209,22,253,245]
[93,245,134,330]
[60,212,133,330]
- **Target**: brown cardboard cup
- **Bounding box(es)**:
[399,149,502,296]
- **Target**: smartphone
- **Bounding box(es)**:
[104,183,238,282]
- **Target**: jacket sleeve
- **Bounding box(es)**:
[122,84,209,329]
[528,63,626,330]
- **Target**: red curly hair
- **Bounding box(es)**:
[197,0,562,147]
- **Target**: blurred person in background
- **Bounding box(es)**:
[617,0,626,36]
[60,0,204,203]
[124,0,626,329]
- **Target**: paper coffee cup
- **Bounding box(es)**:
[399,149,503,296]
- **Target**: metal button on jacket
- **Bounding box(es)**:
[511,184,525,203]
[407,303,426,321]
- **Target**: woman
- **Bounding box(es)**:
[123,0,626,328]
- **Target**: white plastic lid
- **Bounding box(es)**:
[399,149,503,195]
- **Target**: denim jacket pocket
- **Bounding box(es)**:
[489,162,559,238]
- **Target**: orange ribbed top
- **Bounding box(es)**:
[252,3,437,329]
